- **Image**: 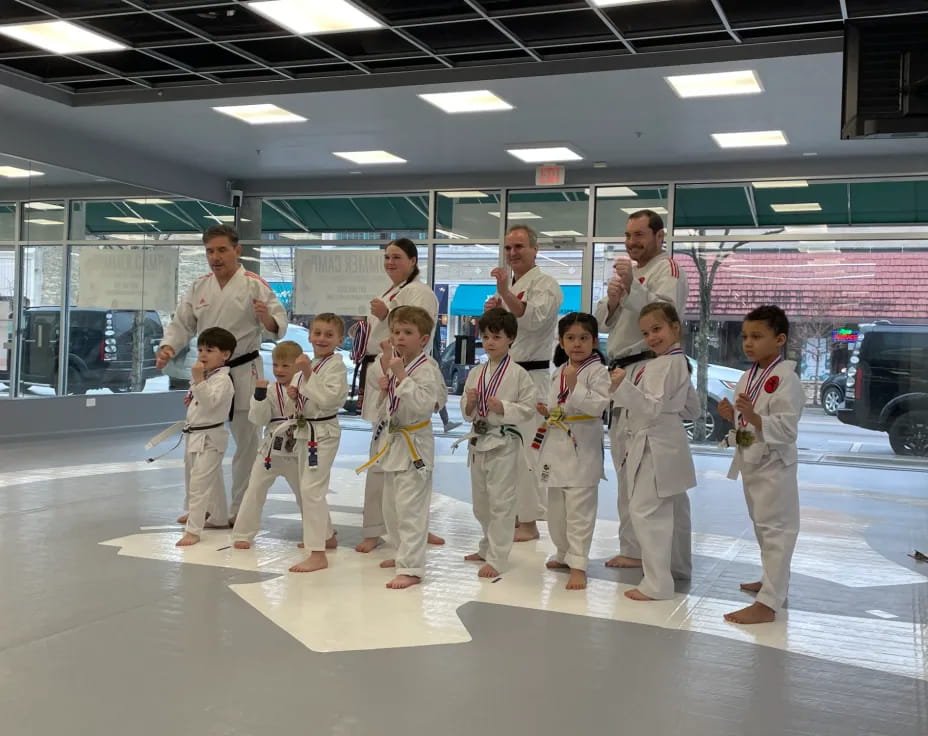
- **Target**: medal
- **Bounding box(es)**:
[389,417,400,432]
[474,419,489,435]
[477,355,510,419]
[549,406,565,423]
[735,428,755,447]
[284,426,297,453]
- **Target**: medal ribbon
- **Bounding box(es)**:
[387,353,428,417]
[477,355,510,417]
[294,355,333,413]
[632,347,683,386]
[739,356,783,427]
[558,354,600,404]
[354,284,402,358]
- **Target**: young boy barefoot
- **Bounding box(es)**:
[177,328,236,547]
[458,309,536,578]
[289,314,348,573]
[718,305,803,625]
[356,306,446,589]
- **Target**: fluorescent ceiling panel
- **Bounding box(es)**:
[506,146,583,163]
[770,203,822,213]
[622,206,668,215]
[591,0,671,6]
[0,20,126,53]
[246,0,382,34]
[278,232,322,239]
[712,130,788,148]
[24,218,62,226]
[205,215,251,222]
[0,166,43,178]
[751,180,808,189]
[125,198,173,205]
[106,216,158,224]
[665,70,762,98]
[418,90,513,114]
[24,202,64,211]
[213,104,307,125]
[541,230,583,237]
[437,191,489,198]
[488,211,542,219]
[595,186,638,197]
[332,150,406,164]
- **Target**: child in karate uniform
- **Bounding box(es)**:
[289,313,349,573]
[460,308,536,578]
[611,302,698,601]
[718,305,803,624]
[177,327,236,547]
[535,312,611,590]
[357,306,446,589]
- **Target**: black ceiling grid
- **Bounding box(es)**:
[0,0,924,102]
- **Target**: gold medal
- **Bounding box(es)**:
[735,428,755,447]
[549,406,565,423]
[474,419,489,435]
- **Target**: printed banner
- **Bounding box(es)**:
[77,247,178,311]
[294,249,390,316]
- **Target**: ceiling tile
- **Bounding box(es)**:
[406,19,516,53]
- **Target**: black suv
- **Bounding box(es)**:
[837,323,928,456]
[6,307,163,394]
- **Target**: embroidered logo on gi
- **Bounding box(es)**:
[638,277,645,284]
[765,375,780,393]
[198,298,207,306]
[516,291,525,301]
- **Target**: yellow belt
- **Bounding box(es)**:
[533,414,597,453]
[355,418,431,473]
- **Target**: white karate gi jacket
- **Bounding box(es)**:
[368,352,446,472]
[505,266,563,364]
[185,367,233,454]
[292,354,349,443]
[613,350,698,497]
[249,380,299,460]
[537,361,611,487]
[162,265,288,408]
[595,254,688,360]
[727,359,803,480]
[459,357,537,453]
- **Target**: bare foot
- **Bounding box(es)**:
[176,533,199,547]
[233,541,251,550]
[624,588,654,601]
[546,560,569,569]
[176,513,188,524]
[427,532,445,546]
[740,581,763,593]
[326,533,337,550]
[379,559,396,568]
[386,574,421,589]
[464,552,485,562]
[514,522,540,542]
[724,601,775,624]
[478,563,500,578]
[289,551,328,573]
[605,554,642,568]
[355,537,380,553]
[566,569,587,590]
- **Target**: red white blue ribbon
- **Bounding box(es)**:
[388,353,428,416]
[558,354,600,404]
[477,355,510,417]
[740,356,783,426]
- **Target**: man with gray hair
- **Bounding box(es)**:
[485,224,563,542]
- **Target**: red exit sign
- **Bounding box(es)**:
[535,164,565,186]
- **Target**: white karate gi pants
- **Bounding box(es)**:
[361,465,387,539]
[382,468,431,578]
[515,369,549,523]
[470,440,520,572]
[185,447,227,536]
[547,484,598,571]
[300,435,338,551]
[232,455,302,544]
[228,409,259,517]
[742,455,799,612]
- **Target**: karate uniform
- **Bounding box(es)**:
[594,254,688,561]
[356,279,438,539]
[503,266,563,524]
[183,367,234,536]
[613,347,697,600]
[294,354,348,552]
[162,265,287,518]
[360,352,446,579]
[459,356,536,572]
[536,359,611,571]
[726,359,803,612]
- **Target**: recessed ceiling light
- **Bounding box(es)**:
[278,232,322,239]
[488,211,542,219]
[541,230,583,237]
[213,104,307,125]
[437,191,489,198]
[803,152,818,157]
[24,202,64,211]
[205,215,251,223]
[591,0,671,6]
[246,0,381,34]
[24,218,62,226]
[593,161,608,168]
[712,130,788,148]
[125,198,173,205]
[0,166,43,178]
[418,90,513,114]
[622,206,668,215]
[770,203,822,213]
[506,146,583,163]
[333,150,406,165]
[596,186,638,197]
[665,70,762,98]
[106,216,158,224]
[751,180,809,189]
[0,20,126,54]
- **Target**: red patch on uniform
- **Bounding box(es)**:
[765,376,780,393]
[198,298,207,305]
[638,277,645,284]
[516,291,525,300]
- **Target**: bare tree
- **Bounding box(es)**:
[789,294,844,407]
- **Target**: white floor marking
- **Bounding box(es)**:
[867,609,900,620]
[139,525,181,531]
[101,469,928,680]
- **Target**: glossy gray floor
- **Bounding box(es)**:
[1,425,926,736]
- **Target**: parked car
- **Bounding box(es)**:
[820,372,847,416]
[838,322,928,456]
[5,307,163,394]
[163,323,350,389]
[683,357,741,442]
[439,341,487,395]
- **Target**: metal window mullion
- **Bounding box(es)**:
[427,191,436,288]
[498,187,509,268]
[10,239,23,398]
[584,185,597,312]
[57,236,71,397]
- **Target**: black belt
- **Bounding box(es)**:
[352,354,378,414]
[227,350,259,369]
[608,351,655,371]
[306,414,337,422]
[517,360,550,371]
[183,421,224,433]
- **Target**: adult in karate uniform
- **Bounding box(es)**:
[156,225,287,526]
[485,224,563,542]
[593,210,690,573]
[351,238,440,554]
